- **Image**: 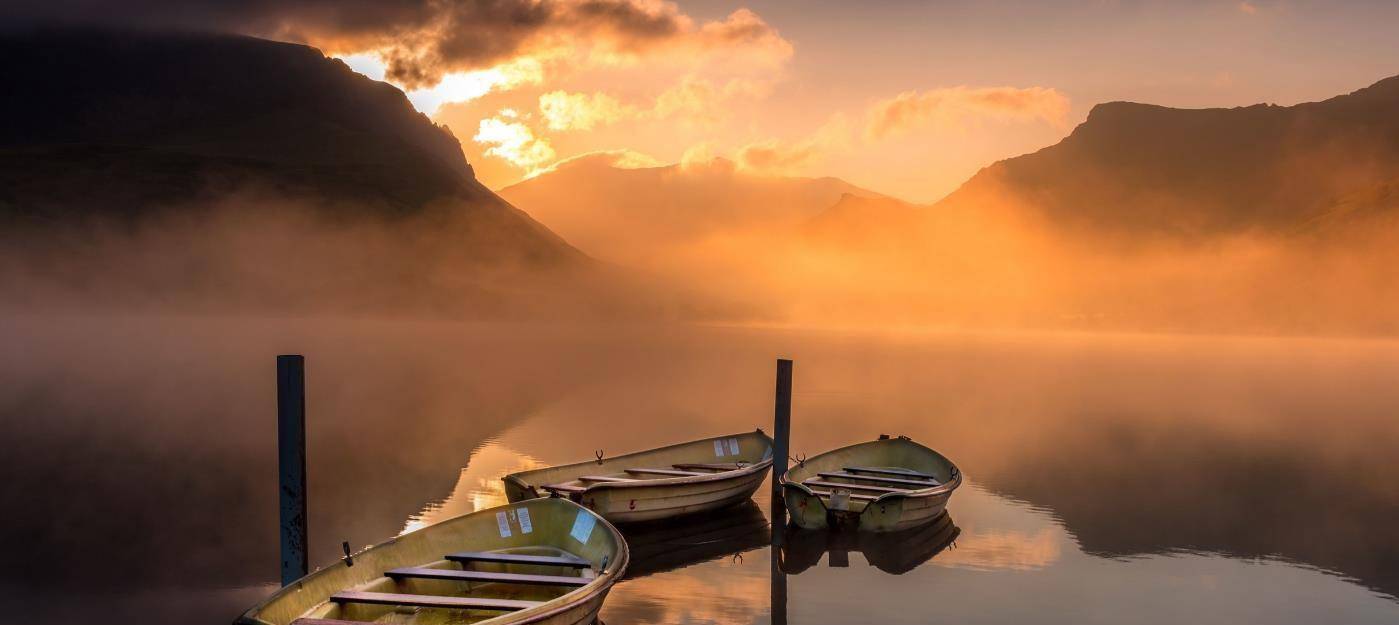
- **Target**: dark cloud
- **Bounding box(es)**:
[2,0,785,89]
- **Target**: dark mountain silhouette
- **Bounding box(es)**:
[0,28,600,316]
[500,152,884,263]
[948,74,1399,236]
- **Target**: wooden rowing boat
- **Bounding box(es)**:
[236,498,627,625]
[504,430,774,523]
[780,435,961,532]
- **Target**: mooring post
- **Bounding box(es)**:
[770,358,792,625]
[277,354,308,586]
[772,358,792,493]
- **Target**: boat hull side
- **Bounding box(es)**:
[584,469,767,523]
[781,484,830,530]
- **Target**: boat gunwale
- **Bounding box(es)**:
[505,430,774,497]
[234,498,629,625]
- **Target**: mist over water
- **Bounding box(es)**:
[2,315,1398,623]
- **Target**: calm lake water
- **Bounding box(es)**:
[2,315,1398,624]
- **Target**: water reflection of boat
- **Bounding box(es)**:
[236,499,627,625]
[781,435,961,532]
[779,511,960,575]
[619,500,772,579]
[504,431,774,523]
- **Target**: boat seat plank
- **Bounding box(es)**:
[330,591,542,611]
[578,475,636,482]
[624,468,708,477]
[672,463,745,471]
[541,484,586,494]
[844,466,939,481]
[818,471,940,488]
[802,479,907,494]
[808,490,878,502]
[445,551,591,568]
[386,566,589,587]
[291,619,369,625]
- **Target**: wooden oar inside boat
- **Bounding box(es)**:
[503,430,775,523]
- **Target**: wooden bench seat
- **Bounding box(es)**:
[624,468,707,477]
[330,591,542,611]
[844,466,939,481]
[808,490,878,502]
[802,479,907,494]
[672,462,745,471]
[386,566,589,587]
[540,483,586,494]
[444,551,590,568]
[578,475,635,482]
[818,471,940,488]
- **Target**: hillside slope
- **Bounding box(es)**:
[948,74,1399,236]
[0,28,597,316]
[500,153,884,263]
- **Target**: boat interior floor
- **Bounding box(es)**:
[799,466,942,506]
[540,462,754,495]
[291,550,596,625]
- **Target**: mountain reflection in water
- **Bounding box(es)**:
[2,318,1398,623]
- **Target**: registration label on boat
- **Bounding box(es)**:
[727,438,740,455]
[570,510,596,544]
[714,440,726,456]
[517,507,533,534]
[496,511,512,538]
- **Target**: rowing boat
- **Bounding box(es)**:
[780,435,961,532]
[504,430,774,523]
[236,498,627,625]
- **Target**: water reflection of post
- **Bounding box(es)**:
[770,490,788,625]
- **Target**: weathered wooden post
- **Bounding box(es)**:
[277,354,308,586]
[771,358,794,624]
[772,358,792,494]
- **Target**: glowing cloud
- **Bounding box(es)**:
[339,54,544,115]
[539,91,632,131]
[866,86,1071,140]
[473,110,557,173]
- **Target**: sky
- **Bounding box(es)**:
[9,0,1399,202]
[318,0,1399,202]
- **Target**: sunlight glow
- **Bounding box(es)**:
[336,53,543,115]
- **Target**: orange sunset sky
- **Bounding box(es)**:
[295,1,1393,202]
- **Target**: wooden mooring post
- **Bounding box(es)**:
[772,358,792,494]
[771,358,792,625]
[277,354,308,586]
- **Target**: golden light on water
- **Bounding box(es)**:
[400,442,547,535]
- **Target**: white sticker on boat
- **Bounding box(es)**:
[517,507,533,534]
[714,440,726,456]
[496,511,512,538]
[570,510,596,544]
[727,438,740,455]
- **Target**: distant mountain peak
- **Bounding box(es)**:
[945,72,1399,236]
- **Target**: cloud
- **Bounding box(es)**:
[865,86,1071,140]
[538,75,771,133]
[5,1,791,90]
[735,139,822,175]
[473,109,557,173]
[539,90,633,131]
[735,115,850,175]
